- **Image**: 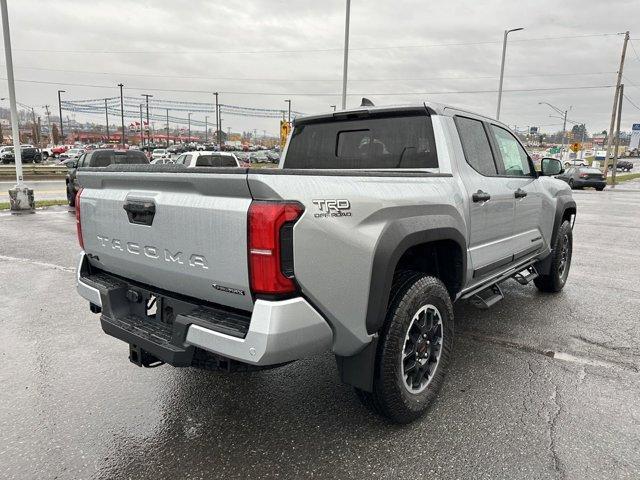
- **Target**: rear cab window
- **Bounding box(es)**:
[88,150,149,167]
[284,112,438,170]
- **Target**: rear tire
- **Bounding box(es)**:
[596,186,604,191]
[67,185,76,207]
[534,220,572,293]
[356,272,454,424]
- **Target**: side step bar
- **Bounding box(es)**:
[513,266,539,285]
[469,284,504,309]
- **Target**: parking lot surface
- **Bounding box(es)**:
[0,188,639,479]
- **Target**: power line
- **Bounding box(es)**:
[623,94,640,111]
[629,39,640,62]
[11,32,621,56]
[0,64,617,83]
[0,77,615,96]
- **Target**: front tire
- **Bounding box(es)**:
[356,272,454,423]
[534,220,572,292]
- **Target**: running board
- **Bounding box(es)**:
[468,284,504,309]
[513,266,539,285]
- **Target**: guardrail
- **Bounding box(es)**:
[0,164,67,176]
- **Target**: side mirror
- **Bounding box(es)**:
[541,157,563,176]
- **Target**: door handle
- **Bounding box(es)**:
[472,190,491,203]
[514,188,528,199]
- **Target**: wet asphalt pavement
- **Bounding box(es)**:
[1,188,639,479]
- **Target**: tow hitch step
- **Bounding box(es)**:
[513,266,539,285]
[469,283,504,309]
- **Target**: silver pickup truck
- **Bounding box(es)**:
[76,103,575,423]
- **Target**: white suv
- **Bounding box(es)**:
[174,151,240,168]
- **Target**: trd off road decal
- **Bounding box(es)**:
[312,199,352,218]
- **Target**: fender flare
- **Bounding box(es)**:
[365,222,467,335]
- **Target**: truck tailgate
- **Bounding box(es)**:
[78,168,253,311]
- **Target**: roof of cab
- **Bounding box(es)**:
[293,101,503,128]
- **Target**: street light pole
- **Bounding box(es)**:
[285,99,291,123]
[214,92,220,147]
[165,108,169,148]
[187,112,191,143]
[118,83,125,148]
[205,116,208,142]
[539,102,570,159]
[496,27,524,121]
[341,0,351,110]
[104,99,110,143]
[57,89,66,142]
[141,94,152,146]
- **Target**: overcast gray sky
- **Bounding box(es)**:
[2,0,640,136]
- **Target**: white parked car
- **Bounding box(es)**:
[60,148,85,160]
[152,148,169,159]
[150,157,174,165]
[174,151,240,168]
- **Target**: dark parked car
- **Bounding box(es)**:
[0,146,42,164]
[556,166,606,191]
[613,160,633,172]
[66,149,149,206]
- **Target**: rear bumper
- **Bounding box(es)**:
[573,179,606,188]
[75,252,333,366]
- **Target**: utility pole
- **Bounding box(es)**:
[141,94,152,146]
[104,99,110,143]
[496,27,524,120]
[214,92,220,147]
[611,84,624,187]
[165,108,169,148]
[603,31,629,177]
[139,104,144,146]
[1,0,33,211]
[118,83,125,148]
[205,115,208,142]
[341,0,351,110]
[57,89,65,142]
[285,99,291,123]
[43,104,52,145]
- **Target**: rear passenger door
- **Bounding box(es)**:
[454,116,517,279]
[488,124,544,259]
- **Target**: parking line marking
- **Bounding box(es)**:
[0,254,74,272]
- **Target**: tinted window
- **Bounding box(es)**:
[88,150,149,167]
[285,114,438,169]
[490,125,531,176]
[455,117,497,176]
[195,154,237,167]
[175,154,186,165]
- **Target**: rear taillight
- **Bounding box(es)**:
[579,173,588,178]
[76,188,84,249]
[248,201,304,295]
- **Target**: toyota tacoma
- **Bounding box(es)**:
[75,102,575,423]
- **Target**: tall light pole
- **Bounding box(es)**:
[57,89,66,142]
[539,101,571,157]
[187,112,192,143]
[204,115,208,142]
[165,108,169,148]
[1,0,33,211]
[341,0,351,110]
[285,99,291,123]
[141,94,152,146]
[496,27,523,120]
[214,92,220,147]
[104,98,110,143]
[117,83,125,148]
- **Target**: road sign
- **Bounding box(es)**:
[570,143,580,153]
[280,120,291,149]
[550,146,560,154]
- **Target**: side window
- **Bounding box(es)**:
[175,154,185,165]
[490,125,531,176]
[76,154,86,167]
[454,116,497,176]
[183,154,193,166]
